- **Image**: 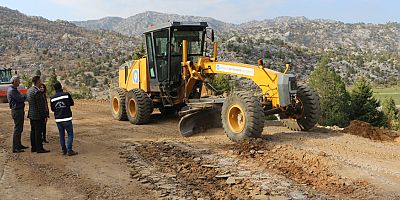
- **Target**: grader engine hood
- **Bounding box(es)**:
[277,74,297,107]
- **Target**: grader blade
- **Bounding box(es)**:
[178,109,222,137]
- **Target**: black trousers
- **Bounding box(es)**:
[43,119,47,141]
[11,109,24,151]
[30,119,44,151]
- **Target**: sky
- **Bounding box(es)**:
[0,0,399,24]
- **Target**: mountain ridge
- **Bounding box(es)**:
[72,11,400,53]
[0,6,398,97]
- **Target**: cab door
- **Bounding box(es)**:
[145,33,159,91]
[153,29,170,83]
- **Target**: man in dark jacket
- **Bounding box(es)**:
[50,81,77,156]
[27,76,50,153]
[7,76,28,153]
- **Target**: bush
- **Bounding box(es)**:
[71,85,92,99]
[208,75,230,95]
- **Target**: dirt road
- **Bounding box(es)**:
[0,100,399,199]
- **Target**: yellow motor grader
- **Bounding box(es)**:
[110,22,321,141]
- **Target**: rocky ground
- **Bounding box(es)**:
[0,100,399,200]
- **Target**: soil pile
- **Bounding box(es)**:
[343,120,396,141]
[224,140,375,198]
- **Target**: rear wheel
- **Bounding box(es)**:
[125,89,153,124]
[221,91,264,141]
[280,85,321,131]
[110,88,127,121]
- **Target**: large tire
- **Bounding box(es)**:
[221,91,264,141]
[110,88,128,121]
[125,89,153,125]
[280,85,321,131]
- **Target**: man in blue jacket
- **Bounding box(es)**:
[7,76,27,153]
[50,81,77,156]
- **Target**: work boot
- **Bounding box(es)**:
[68,151,78,156]
[37,149,50,153]
[13,149,25,153]
[19,145,29,149]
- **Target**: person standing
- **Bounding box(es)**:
[40,83,50,143]
[27,76,50,153]
[7,76,28,153]
[50,81,77,156]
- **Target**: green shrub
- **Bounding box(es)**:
[382,97,400,130]
[208,75,230,95]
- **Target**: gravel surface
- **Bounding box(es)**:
[0,100,399,199]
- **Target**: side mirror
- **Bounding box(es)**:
[211,30,214,42]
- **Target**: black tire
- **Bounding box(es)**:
[221,91,264,141]
[110,88,128,121]
[125,89,153,125]
[280,85,321,131]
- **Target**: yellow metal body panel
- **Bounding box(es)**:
[117,40,283,109]
[195,57,282,108]
[118,58,149,92]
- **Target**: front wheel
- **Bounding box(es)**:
[125,89,153,125]
[280,85,321,131]
[221,91,264,141]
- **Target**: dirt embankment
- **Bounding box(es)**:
[343,120,399,142]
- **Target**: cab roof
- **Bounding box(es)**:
[144,21,208,34]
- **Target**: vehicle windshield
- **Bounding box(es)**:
[0,69,12,84]
[171,30,203,56]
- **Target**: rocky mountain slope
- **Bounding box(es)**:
[73,11,236,35]
[73,11,400,85]
[74,12,400,53]
[0,7,398,99]
[0,6,141,98]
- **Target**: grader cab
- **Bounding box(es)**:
[110,22,321,141]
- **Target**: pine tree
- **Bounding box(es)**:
[349,77,387,127]
[35,69,42,76]
[21,74,31,88]
[382,97,399,129]
[309,56,350,127]
[132,44,146,60]
[46,71,58,97]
